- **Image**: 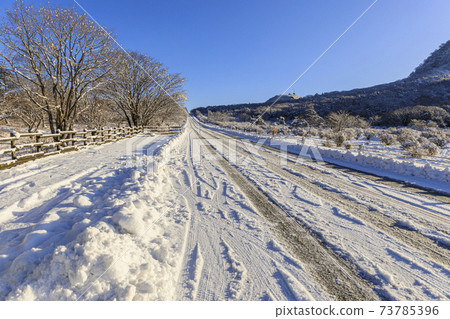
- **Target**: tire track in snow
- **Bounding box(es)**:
[209,129,450,269]
[176,126,322,300]
[221,239,248,300]
[195,128,379,301]
[212,128,450,229]
[241,238,329,301]
[174,131,230,301]
[260,135,450,232]
[308,176,450,234]
[276,268,314,301]
[179,243,204,300]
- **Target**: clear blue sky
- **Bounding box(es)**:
[1,1,449,110]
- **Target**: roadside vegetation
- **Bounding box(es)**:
[196,107,450,159]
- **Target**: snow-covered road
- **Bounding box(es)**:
[0,119,449,300]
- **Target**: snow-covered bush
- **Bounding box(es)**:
[255,127,265,135]
[363,129,376,140]
[430,137,447,148]
[334,132,347,147]
[306,127,319,137]
[405,145,427,158]
[409,119,439,130]
[420,128,440,139]
[318,128,333,140]
[399,132,440,157]
[343,128,356,140]
[401,140,419,151]
[383,105,450,127]
[419,129,448,148]
[417,136,429,144]
[354,128,364,140]
[423,142,440,156]
[292,129,305,136]
[397,128,421,148]
[379,132,396,145]
[318,129,325,139]
[344,141,352,150]
[322,139,333,147]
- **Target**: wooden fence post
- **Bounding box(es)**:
[56,131,61,151]
[83,129,88,146]
[91,130,97,145]
[36,134,42,152]
[10,132,17,160]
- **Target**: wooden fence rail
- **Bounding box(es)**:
[143,126,182,135]
[0,125,182,170]
[0,126,141,170]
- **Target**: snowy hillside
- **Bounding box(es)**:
[409,40,450,79]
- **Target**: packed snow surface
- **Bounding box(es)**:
[0,119,449,300]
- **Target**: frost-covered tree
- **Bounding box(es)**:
[0,70,9,123]
[0,1,116,133]
[105,50,185,127]
[326,110,368,131]
[77,91,123,129]
[326,110,353,132]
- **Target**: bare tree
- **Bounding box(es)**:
[78,90,123,129]
[0,1,115,133]
[105,50,186,127]
[1,65,45,131]
[142,93,187,126]
[139,76,186,126]
[0,66,13,123]
[9,92,45,132]
[0,100,12,124]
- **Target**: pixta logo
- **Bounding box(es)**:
[191,137,323,167]
[125,136,168,174]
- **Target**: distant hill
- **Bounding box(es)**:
[265,93,301,104]
[193,40,450,126]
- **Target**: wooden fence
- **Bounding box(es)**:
[143,126,182,135]
[0,125,181,170]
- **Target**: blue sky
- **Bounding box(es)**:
[1,1,449,110]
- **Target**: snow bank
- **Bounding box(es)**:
[0,126,190,300]
[318,148,450,184]
[152,121,188,172]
